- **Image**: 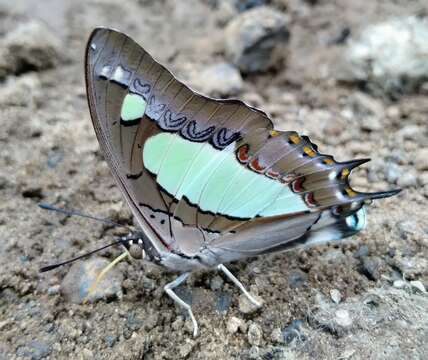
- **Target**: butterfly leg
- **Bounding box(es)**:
[217,264,262,307]
[164,272,198,337]
[83,251,130,304]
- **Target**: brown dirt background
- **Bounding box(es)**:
[0,0,427,359]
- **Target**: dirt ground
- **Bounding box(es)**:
[0,0,427,359]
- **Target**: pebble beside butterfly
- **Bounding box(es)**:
[42,27,400,337]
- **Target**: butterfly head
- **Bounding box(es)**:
[121,232,161,263]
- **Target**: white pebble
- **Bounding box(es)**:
[330,289,342,304]
[335,309,353,328]
[410,280,426,293]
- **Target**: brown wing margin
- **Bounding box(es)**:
[85,27,171,254]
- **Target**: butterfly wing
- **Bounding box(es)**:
[85,28,399,263]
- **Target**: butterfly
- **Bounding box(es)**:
[77,27,401,336]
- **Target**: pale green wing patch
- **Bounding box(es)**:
[121,93,147,121]
[143,133,308,219]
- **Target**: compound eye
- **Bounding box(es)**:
[128,244,143,259]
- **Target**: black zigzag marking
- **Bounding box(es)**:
[130,78,151,98]
[158,109,187,131]
[211,128,241,149]
[180,120,215,142]
[145,95,166,119]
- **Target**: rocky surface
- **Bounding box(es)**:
[188,62,243,97]
[0,20,62,78]
[340,16,428,96]
[0,0,427,359]
[224,6,290,73]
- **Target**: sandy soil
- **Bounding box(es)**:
[0,0,427,359]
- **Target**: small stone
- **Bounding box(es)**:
[238,293,263,314]
[320,249,347,265]
[340,349,357,359]
[215,0,238,25]
[227,316,245,334]
[47,285,60,296]
[270,328,283,343]
[396,220,417,239]
[216,291,232,313]
[224,6,289,73]
[414,148,428,171]
[386,105,401,119]
[397,172,417,188]
[410,280,426,293]
[392,255,428,279]
[104,335,117,348]
[16,340,51,360]
[288,270,308,288]
[233,0,269,12]
[361,116,382,132]
[351,92,385,118]
[334,309,353,328]
[189,63,243,97]
[0,20,61,77]
[360,256,382,281]
[126,312,143,332]
[385,163,403,184]
[282,320,305,345]
[393,279,407,289]
[179,340,195,358]
[241,92,264,108]
[342,16,428,95]
[247,323,262,346]
[144,312,159,331]
[354,245,369,258]
[330,289,342,304]
[47,149,64,169]
[419,172,428,186]
[210,275,224,291]
[60,257,123,304]
[0,73,42,107]
[398,125,423,141]
[82,349,94,360]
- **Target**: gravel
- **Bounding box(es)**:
[0,1,427,359]
[189,62,243,97]
[224,6,290,73]
[342,16,428,95]
[0,20,61,78]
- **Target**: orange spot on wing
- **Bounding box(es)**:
[341,168,350,179]
[323,158,335,165]
[281,173,298,184]
[292,177,305,192]
[305,192,317,206]
[249,158,265,172]
[345,187,357,197]
[266,169,280,178]
[303,146,316,157]
[237,145,249,163]
[289,134,301,144]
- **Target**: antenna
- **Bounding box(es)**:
[39,238,129,272]
[39,234,144,272]
[38,203,132,231]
